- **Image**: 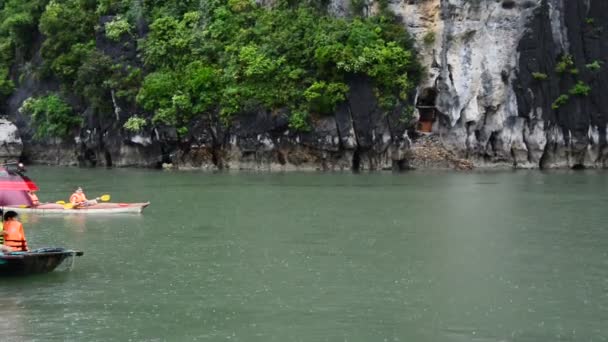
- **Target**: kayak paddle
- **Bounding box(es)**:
[96,194,111,202]
[56,194,110,205]
[54,194,110,209]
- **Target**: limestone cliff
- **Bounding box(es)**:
[0,118,22,160]
[399,0,608,169]
[2,0,606,170]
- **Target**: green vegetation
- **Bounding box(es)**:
[569,81,591,96]
[586,60,602,71]
[550,81,591,110]
[19,93,82,139]
[531,72,548,81]
[0,0,420,133]
[555,54,575,74]
[423,31,436,46]
[38,0,97,80]
[0,67,14,97]
[105,16,132,41]
[123,116,147,132]
[549,52,594,110]
[137,1,419,131]
[551,94,569,110]
[350,0,366,16]
[0,0,48,101]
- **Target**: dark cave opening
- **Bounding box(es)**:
[416,87,438,133]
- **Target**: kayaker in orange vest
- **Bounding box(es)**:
[28,190,40,207]
[2,211,28,252]
[69,187,97,207]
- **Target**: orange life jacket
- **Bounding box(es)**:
[3,220,28,252]
[70,193,87,205]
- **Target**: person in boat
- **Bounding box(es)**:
[28,190,40,207]
[2,211,28,252]
[69,187,97,207]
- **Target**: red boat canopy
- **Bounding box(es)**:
[0,179,38,191]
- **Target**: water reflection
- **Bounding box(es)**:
[18,213,41,225]
[62,215,88,233]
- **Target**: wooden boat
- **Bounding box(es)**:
[5,202,150,214]
[0,248,84,276]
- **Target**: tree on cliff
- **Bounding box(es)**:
[0,0,420,138]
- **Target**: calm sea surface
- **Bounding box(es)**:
[1,167,607,341]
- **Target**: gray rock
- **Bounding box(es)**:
[0,118,23,159]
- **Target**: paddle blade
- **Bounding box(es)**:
[99,194,111,202]
[63,203,74,209]
[56,200,66,205]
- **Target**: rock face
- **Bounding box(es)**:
[399,0,608,169]
[5,0,608,170]
[0,118,23,160]
[175,76,412,171]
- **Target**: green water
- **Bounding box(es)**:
[1,168,608,341]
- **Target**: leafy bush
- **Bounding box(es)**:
[19,94,82,139]
[50,41,96,83]
[138,2,420,130]
[555,54,574,74]
[0,67,15,97]
[569,81,591,96]
[531,72,548,81]
[107,64,143,102]
[303,81,349,114]
[586,60,602,71]
[105,16,132,41]
[135,65,216,132]
[39,0,97,64]
[0,0,50,99]
[423,31,436,46]
[136,71,180,115]
[551,94,569,110]
[288,109,310,131]
[123,116,147,132]
[74,49,113,108]
[0,0,47,49]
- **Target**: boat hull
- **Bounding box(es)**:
[0,248,84,276]
[5,202,150,214]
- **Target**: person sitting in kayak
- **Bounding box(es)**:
[28,190,40,207]
[2,211,28,252]
[70,187,98,207]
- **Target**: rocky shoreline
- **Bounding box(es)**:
[3,116,603,172]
